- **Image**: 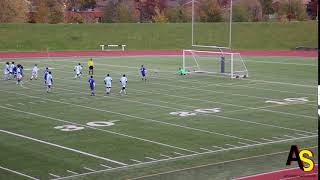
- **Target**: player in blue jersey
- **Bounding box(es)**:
[44,67,49,85]
[88,76,95,96]
[140,65,147,83]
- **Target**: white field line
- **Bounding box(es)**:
[283,135,296,138]
[145,157,157,161]
[66,170,79,175]
[261,109,314,119]
[25,77,316,136]
[212,146,224,149]
[81,61,317,90]
[129,149,319,180]
[49,173,61,178]
[100,164,111,169]
[237,142,251,146]
[0,105,198,154]
[130,159,142,163]
[225,144,237,148]
[52,136,318,180]
[243,60,317,66]
[260,138,273,142]
[235,163,319,180]
[17,103,25,105]
[83,167,96,172]
[272,137,283,140]
[173,152,185,156]
[5,104,13,107]
[56,67,317,112]
[0,128,128,166]
[199,148,212,151]
[0,165,39,180]
[0,89,262,144]
[295,133,309,137]
[160,154,171,158]
[48,62,316,103]
[12,56,317,89]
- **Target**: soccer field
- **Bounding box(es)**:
[0,55,318,180]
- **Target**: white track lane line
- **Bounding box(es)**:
[0,165,39,180]
[0,129,127,166]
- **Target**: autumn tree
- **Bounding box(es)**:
[259,0,274,20]
[199,0,223,22]
[277,0,307,21]
[0,0,29,23]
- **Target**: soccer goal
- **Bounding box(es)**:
[182,49,248,78]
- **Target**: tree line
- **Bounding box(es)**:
[0,0,317,23]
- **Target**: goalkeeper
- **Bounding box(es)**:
[177,68,187,76]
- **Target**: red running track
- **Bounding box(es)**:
[0,50,317,59]
[236,165,318,180]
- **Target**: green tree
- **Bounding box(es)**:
[232,5,249,22]
[0,0,29,23]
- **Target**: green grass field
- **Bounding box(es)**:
[0,21,317,52]
[0,55,318,180]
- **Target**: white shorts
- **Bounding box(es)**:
[106,83,112,88]
[17,74,22,79]
[32,72,38,76]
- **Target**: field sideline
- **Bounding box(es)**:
[0,50,318,180]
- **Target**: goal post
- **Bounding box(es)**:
[182,49,249,78]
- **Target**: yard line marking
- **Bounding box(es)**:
[237,142,251,146]
[5,104,13,107]
[272,137,283,140]
[173,152,185,156]
[146,157,158,161]
[28,102,35,104]
[0,165,39,180]
[160,154,171,158]
[51,76,315,135]
[100,164,111,169]
[283,135,296,138]
[66,170,79,175]
[17,103,25,105]
[295,133,308,137]
[0,128,128,166]
[260,138,273,142]
[25,72,317,136]
[52,136,318,180]
[130,159,142,163]
[199,148,211,151]
[248,79,316,88]
[83,167,96,172]
[0,105,198,154]
[225,144,237,148]
[261,109,314,119]
[212,145,224,149]
[49,173,61,178]
[0,89,262,144]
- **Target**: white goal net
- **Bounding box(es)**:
[182,49,249,78]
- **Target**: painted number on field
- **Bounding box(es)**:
[54,121,118,132]
[266,97,309,105]
[170,108,221,117]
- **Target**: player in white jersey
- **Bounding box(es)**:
[9,62,15,80]
[16,64,23,85]
[3,62,10,80]
[30,64,39,80]
[119,74,127,95]
[104,74,112,95]
[46,71,53,93]
[74,63,83,79]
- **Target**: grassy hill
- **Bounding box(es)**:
[0,21,317,52]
